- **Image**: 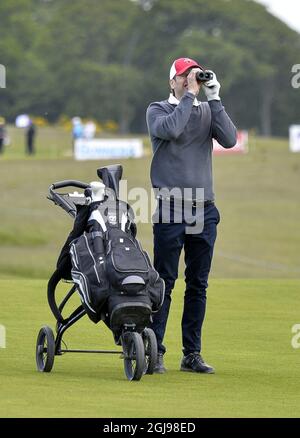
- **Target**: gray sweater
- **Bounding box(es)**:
[146,92,237,201]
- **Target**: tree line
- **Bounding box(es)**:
[0,0,299,136]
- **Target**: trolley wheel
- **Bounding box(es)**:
[122,332,145,381]
[142,328,158,375]
[36,326,55,372]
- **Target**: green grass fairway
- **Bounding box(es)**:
[1,278,300,418]
[1,129,300,417]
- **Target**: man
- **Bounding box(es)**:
[26,121,36,155]
[146,57,237,374]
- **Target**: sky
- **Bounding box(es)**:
[255,0,300,33]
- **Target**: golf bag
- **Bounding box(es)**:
[57,165,165,335]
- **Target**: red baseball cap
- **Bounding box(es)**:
[169,57,203,79]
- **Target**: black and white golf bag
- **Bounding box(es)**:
[66,167,165,334]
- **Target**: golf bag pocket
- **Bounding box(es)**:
[70,232,109,322]
[106,228,149,294]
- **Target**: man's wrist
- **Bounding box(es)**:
[208,100,223,111]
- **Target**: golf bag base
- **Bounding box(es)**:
[108,294,152,334]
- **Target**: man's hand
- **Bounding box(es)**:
[187,68,202,96]
[202,71,221,101]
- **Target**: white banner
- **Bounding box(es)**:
[0,64,5,88]
[213,130,248,154]
[74,138,144,160]
[289,125,300,152]
[0,324,5,348]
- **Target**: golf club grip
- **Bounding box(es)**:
[51,180,90,190]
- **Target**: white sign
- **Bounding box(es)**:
[289,125,300,152]
[213,130,248,154]
[74,138,144,160]
[0,64,5,88]
[0,324,5,348]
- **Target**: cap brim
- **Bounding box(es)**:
[176,63,203,76]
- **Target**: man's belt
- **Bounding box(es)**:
[157,196,214,207]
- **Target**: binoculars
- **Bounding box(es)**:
[196,71,213,82]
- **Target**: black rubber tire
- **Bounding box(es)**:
[123,332,145,381]
[142,328,158,375]
[36,326,55,372]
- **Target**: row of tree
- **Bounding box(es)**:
[0,0,299,136]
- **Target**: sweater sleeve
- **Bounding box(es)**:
[209,100,237,148]
[146,92,195,140]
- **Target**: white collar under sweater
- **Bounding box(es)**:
[168,93,201,106]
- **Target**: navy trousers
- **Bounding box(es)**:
[151,202,220,356]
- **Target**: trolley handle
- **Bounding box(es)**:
[48,180,90,219]
[50,180,90,191]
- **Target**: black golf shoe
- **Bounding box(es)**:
[153,353,167,374]
[180,353,215,374]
